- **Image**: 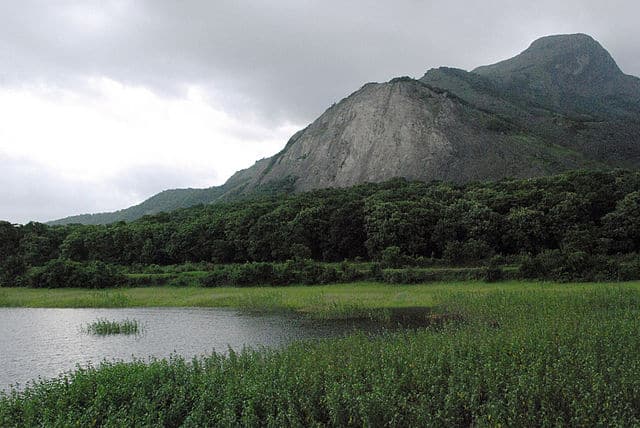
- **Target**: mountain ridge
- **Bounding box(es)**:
[50,33,640,225]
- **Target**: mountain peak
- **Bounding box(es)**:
[528,33,603,51]
[466,33,640,119]
[474,33,622,82]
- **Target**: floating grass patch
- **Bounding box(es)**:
[83,318,141,336]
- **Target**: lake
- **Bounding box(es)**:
[0,307,384,392]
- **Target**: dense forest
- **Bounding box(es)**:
[2,169,640,287]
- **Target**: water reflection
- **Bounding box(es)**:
[0,307,370,391]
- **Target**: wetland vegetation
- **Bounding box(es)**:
[3,283,640,426]
[83,318,141,336]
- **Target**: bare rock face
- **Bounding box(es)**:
[242,79,548,190]
[257,80,461,189]
[242,77,588,192]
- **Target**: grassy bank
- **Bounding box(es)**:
[1,280,636,314]
[3,283,640,425]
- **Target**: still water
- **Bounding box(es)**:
[0,307,377,391]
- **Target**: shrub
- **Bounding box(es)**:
[199,269,229,287]
[380,246,404,268]
[519,250,620,282]
[337,261,362,282]
[0,255,26,286]
[443,239,493,264]
[21,259,126,289]
[166,276,194,287]
[369,262,383,281]
[127,274,175,287]
[483,257,504,282]
[228,263,275,286]
[619,257,640,281]
[198,263,276,287]
[198,260,359,287]
[382,268,432,284]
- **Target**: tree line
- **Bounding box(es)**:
[1,169,640,286]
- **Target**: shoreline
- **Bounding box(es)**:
[1,280,637,311]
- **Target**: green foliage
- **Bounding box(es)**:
[380,246,403,268]
[520,250,619,282]
[442,239,493,264]
[603,191,640,252]
[0,222,25,286]
[199,260,355,287]
[619,256,640,281]
[3,170,640,284]
[483,256,504,282]
[381,267,485,284]
[21,259,126,289]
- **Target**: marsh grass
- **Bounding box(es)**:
[1,281,640,315]
[83,318,141,336]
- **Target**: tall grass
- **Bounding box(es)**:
[2,280,616,311]
[3,285,640,425]
[83,318,141,336]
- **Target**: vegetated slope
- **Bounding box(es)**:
[472,33,640,119]
[48,188,224,225]
[421,33,640,167]
[50,33,640,225]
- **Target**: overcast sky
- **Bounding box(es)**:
[1,0,639,223]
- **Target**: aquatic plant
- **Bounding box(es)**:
[83,318,141,336]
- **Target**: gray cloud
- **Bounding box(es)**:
[110,164,219,198]
[0,154,218,224]
[1,1,639,223]
[1,1,638,124]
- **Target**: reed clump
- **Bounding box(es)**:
[83,318,141,336]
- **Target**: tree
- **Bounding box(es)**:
[503,207,549,254]
[602,191,640,253]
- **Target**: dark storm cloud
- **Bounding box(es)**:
[1,0,638,124]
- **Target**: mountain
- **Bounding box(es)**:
[238,78,594,191]
[50,33,640,225]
